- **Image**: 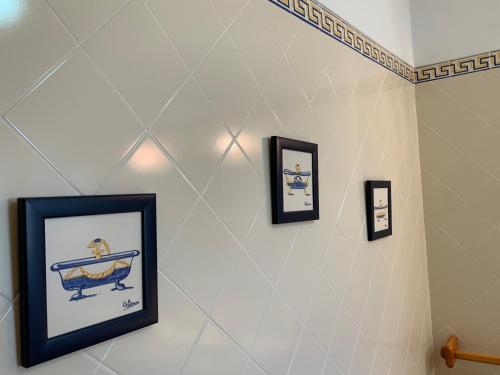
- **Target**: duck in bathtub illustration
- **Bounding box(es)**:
[50,238,140,302]
[284,163,312,196]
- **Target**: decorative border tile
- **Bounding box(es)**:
[269,0,500,84]
[268,0,416,83]
[415,51,500,83]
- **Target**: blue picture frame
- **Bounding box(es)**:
[18,194,158,367]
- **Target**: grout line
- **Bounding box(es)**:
[429,80,491,128]
[78,47,148,131]
[93,130,149,195]
[84,351,121,375]
[421,120,500,184]
[1,116,83,195]
[421,167,466,204]
[158,269,274,375]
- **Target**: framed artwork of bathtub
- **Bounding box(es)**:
[270,136,319,224]
[18,194,158,367]
[365,181,392,241]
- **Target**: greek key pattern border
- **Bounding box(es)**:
[268,0,416,83]
[415,51,500,83]
[269,0,500,84]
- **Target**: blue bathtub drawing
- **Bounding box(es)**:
[50,239,140,301]
[284,164,312,196]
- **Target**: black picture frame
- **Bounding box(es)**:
[18,194,158,368]
[365,181,392,241]
[270,136,319,224]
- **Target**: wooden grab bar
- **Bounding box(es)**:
[441,335,500,368]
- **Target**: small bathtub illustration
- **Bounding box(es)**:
[374,200,388,222]
[51,239,140,301]
[284,164,311,196]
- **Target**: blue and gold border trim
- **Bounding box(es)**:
[269,0,500,84]
[268,0,416,83]
[415,51,500,83]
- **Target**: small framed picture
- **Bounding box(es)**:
[270,136,319,224]
[365,181,392,241]
[18,194,158,367]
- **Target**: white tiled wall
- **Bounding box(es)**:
[417,70,500,375]
[0,0,433,374]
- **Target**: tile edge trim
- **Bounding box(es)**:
[414,51,500,83]
[268,0,415,83]
[268,0,498,84]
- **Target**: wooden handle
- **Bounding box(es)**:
[441,335,500,368]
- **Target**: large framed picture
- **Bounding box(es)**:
[270,136,319,224]
[365,181,392,241]
[18,194,158,367]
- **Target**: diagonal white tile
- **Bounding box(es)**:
[263,59,308,136]
[296,211,335,267]
[286,22,336,100]
[322,228,354,298]
[0,0,76,114]
[211,0,248,26]
[297,76,347,165]
[0,295,8,319]
[98,137,198,256]
[261,0,302,53]
[326,44,364,99]
[289,330,325,375]
[351,334,376,375]
[104,275,206,375]
[0,121,76,300]
[251,293,302,375]
[0,305,21,374]
[361,252,392,348]
[230,0,283,88]
[160,200,240,312]
[5,49,143,194]
[322,357,344,375]
[47,0,128,42]
[243,361,266,375]
[195,33,260,135]
[145,0,225,70]
[237,97,284,184]
[204,143,266,242]
[152,78,232,191]
[244,197,297,285]
[305,275,341,351]
[85,339,114,363]
[277,240,320,321]
[0,303,98,375]
[343,239,378,323]
[329,306,359,374]
[211,252,273,351]
[182,321,247,375]
[84,0,189,126]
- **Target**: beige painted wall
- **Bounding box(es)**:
[0,0,432,374]
[417,70,500,374]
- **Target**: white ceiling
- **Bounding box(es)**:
[410,0,500,66]
[321,0,415,65]
[321,0,500,67]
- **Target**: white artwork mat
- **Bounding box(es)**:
[373,188,390,232]
[282,148,314,212]
[45,212,143,338]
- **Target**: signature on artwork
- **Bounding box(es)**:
[304,201,312,207]
[123,299,139,311]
